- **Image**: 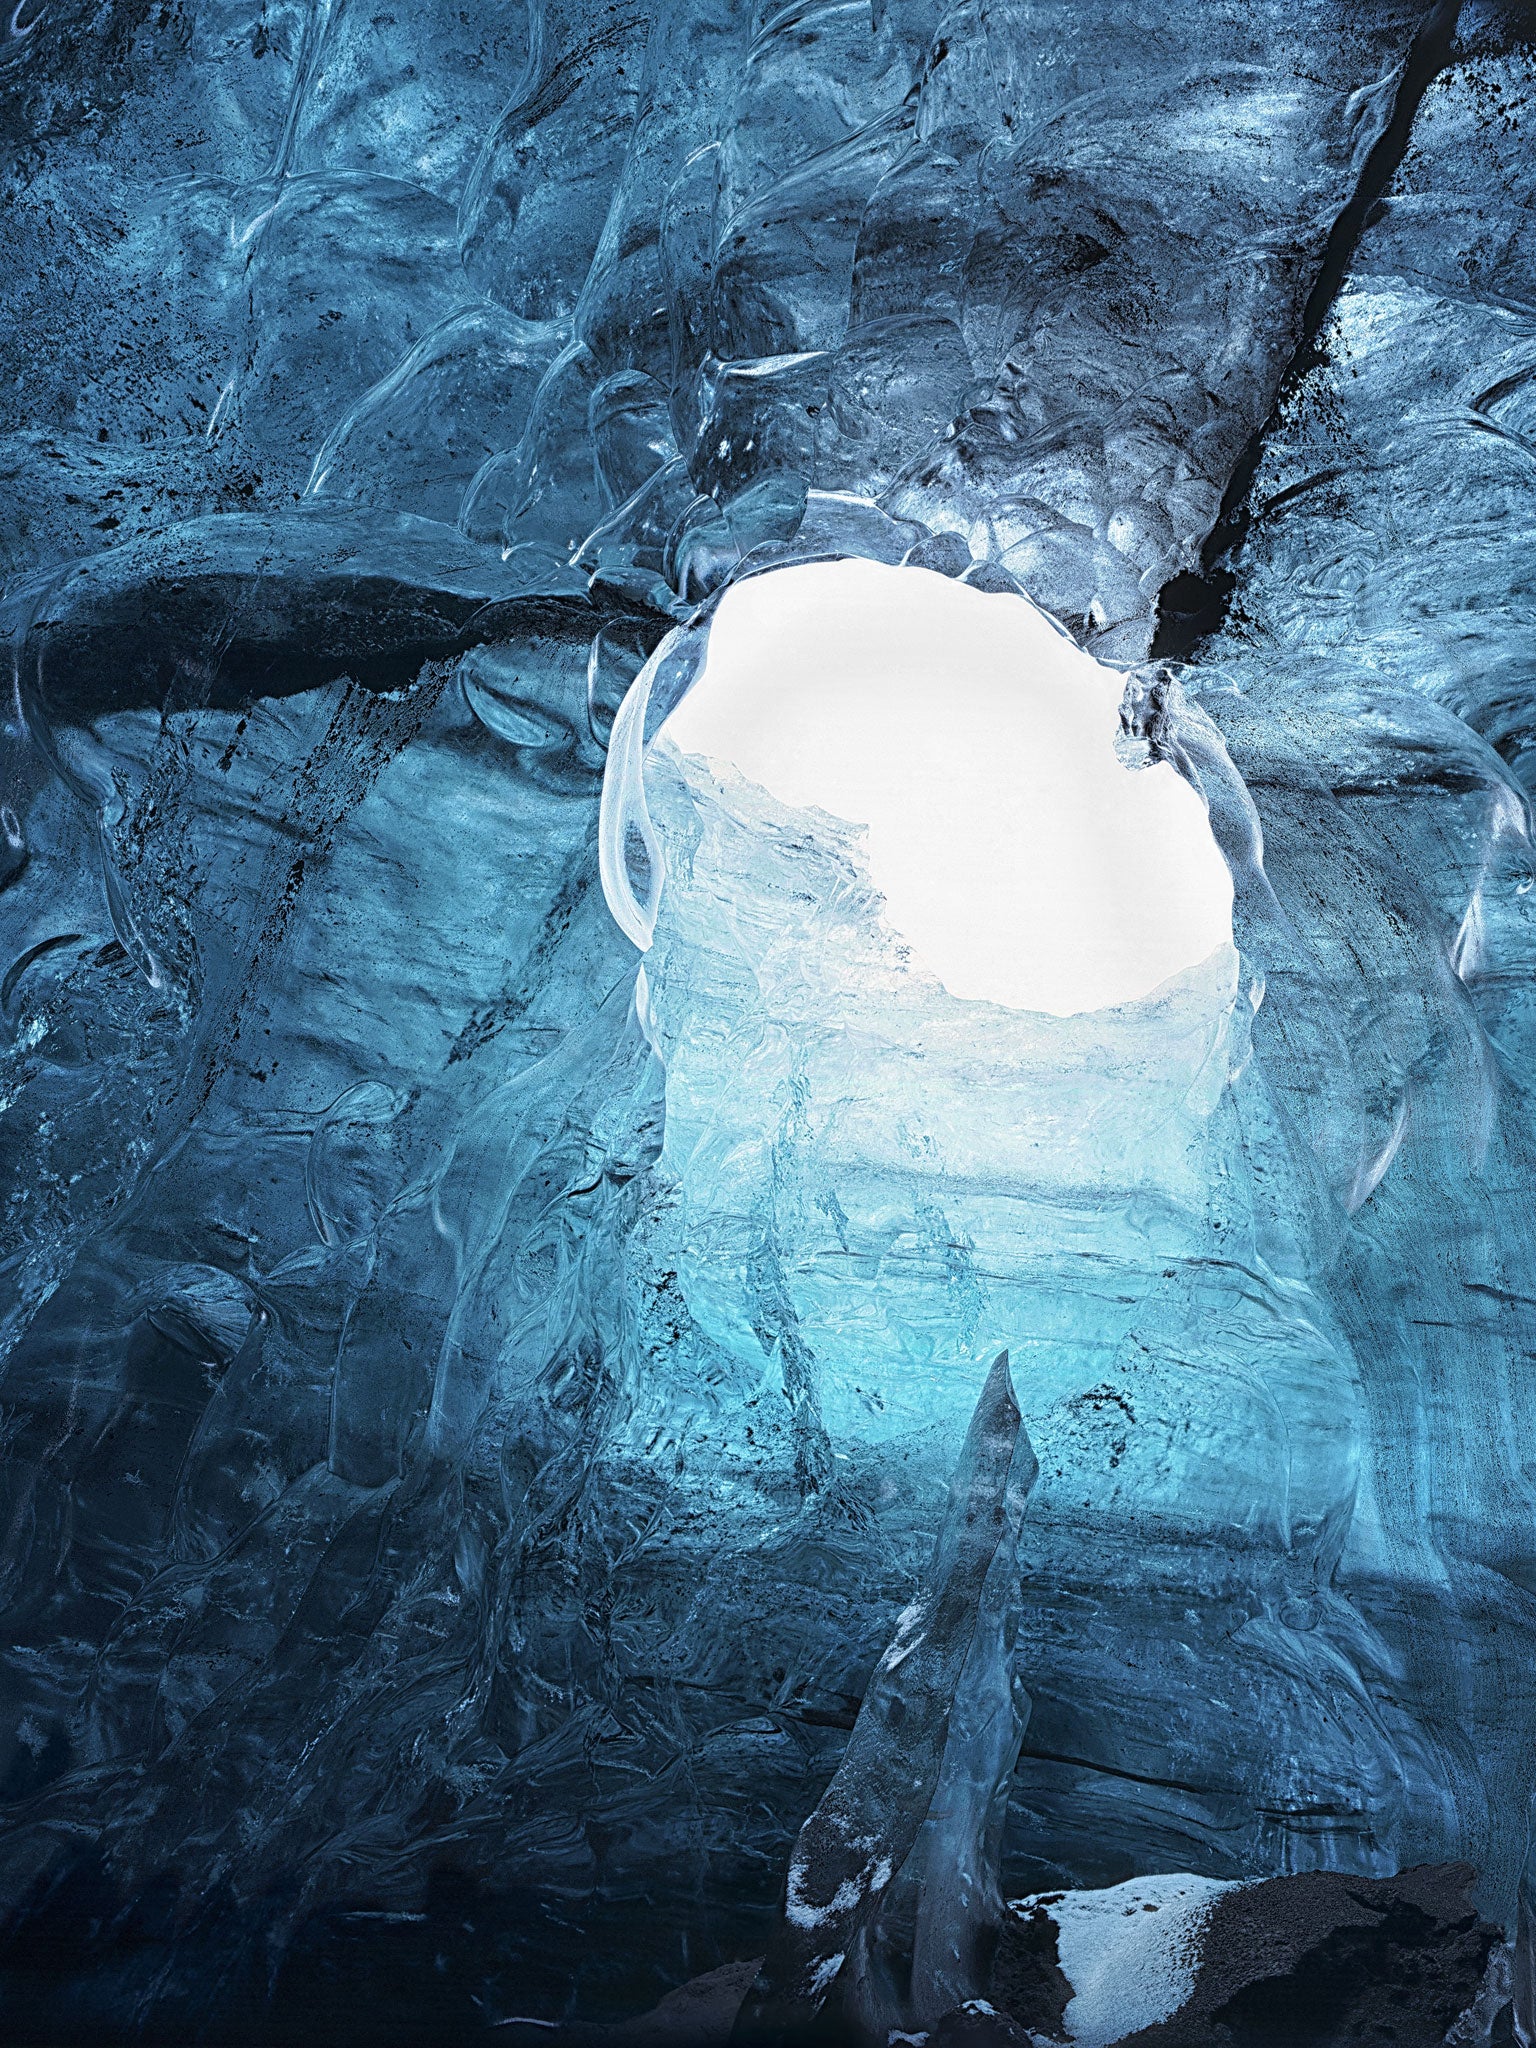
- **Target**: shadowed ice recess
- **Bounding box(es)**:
[1,0,1536,2040]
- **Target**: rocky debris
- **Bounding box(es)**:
[494,1958,765,2046]
[990,1902,1075,2041]
[493,1862,1508,2047]
[1072,1863,1503,2048]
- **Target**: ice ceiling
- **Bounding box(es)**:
[1,0,1535,2037]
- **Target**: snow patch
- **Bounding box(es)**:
[1013,1873,1244,2048]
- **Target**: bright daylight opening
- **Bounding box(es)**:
[660,558,1235,1018]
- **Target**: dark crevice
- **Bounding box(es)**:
[1150,0,1463,662]
[1016,1744,1224,1798]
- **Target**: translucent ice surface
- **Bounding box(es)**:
[2,0,1535,2039]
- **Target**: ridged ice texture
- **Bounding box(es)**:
[1,0,1534,2036]
[736,1355,1035,2044]
[1184,11,1536,1912]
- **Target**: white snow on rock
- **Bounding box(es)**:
[1011,1873,1245,2047]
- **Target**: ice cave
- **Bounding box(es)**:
[1,0,1535,2042]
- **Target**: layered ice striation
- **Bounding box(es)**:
[1,0,1534,2037]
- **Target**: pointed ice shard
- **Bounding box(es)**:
[735,1352,1037,2046]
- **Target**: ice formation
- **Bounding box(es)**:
[1,0,1535,2039]
[736,1354,1036,2043]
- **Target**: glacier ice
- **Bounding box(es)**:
[0,0,1534,2038]
[735,1353,1035,2044]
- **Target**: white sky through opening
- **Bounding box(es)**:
[661,558,1234,1018]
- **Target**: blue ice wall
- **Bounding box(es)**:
[1,0,1534,2035]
